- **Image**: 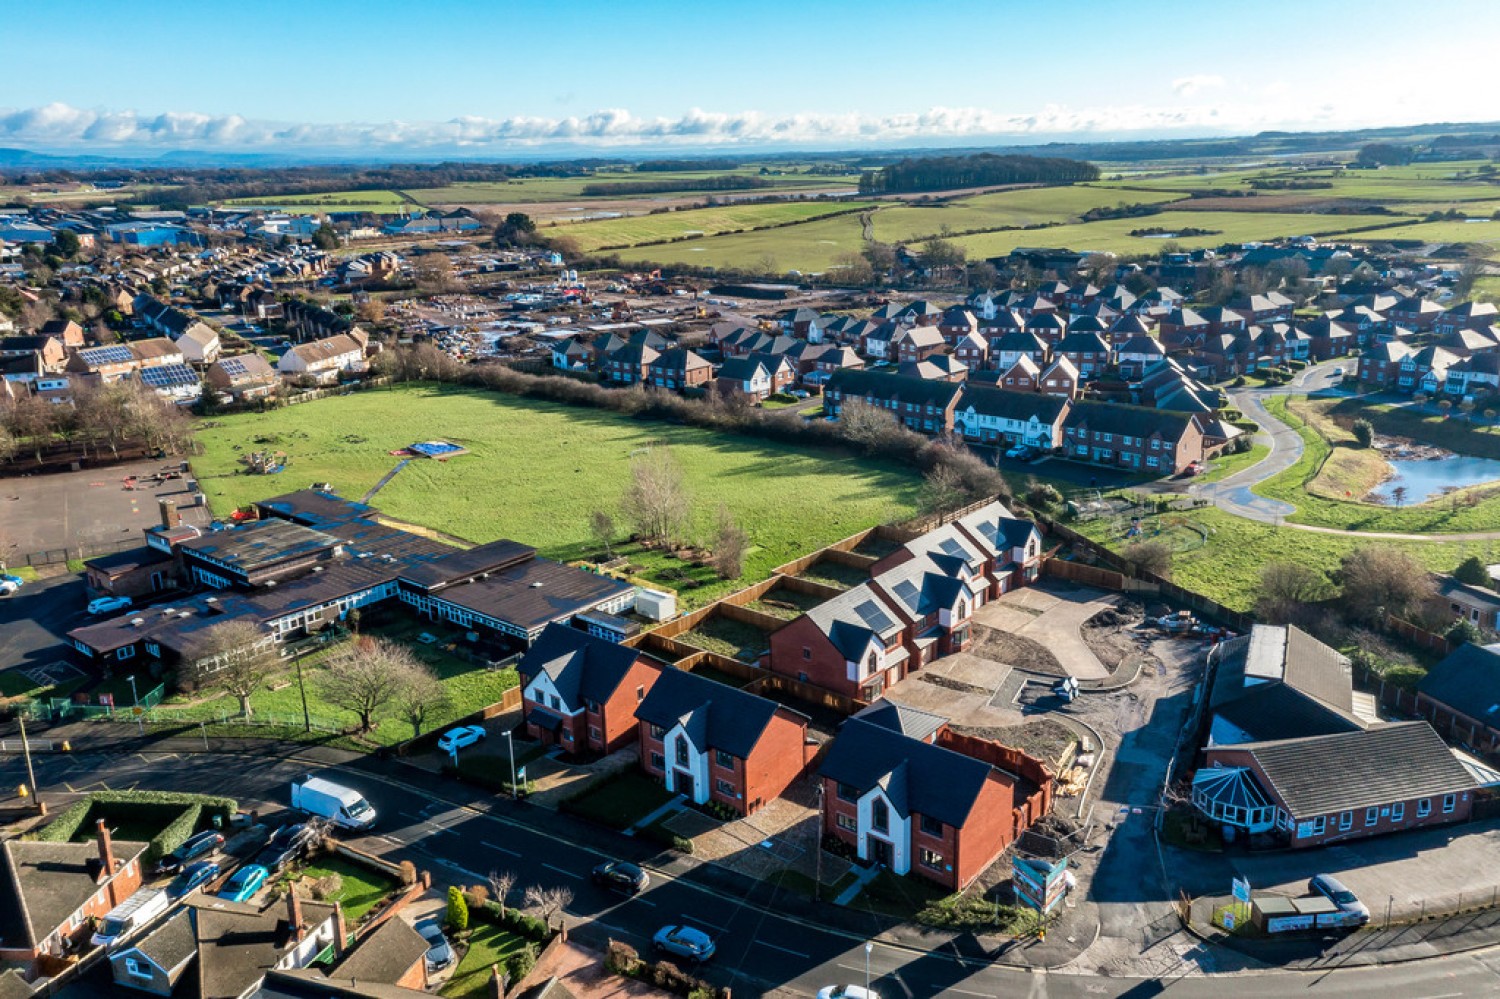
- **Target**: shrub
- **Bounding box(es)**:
[398,860,417,887]
[1351,418,1374,448]
[1231,435,1255,454]
[1024,481,1063,511]
[506,942,538,983]
[446,886,469,933]
[474,900,552,941]
[27,790,236,862]
[1381,665,1428,690]
[1446,618,1483,646]
[606,940,641,976]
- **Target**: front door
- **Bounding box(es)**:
[675,770,695,802]
[869,837,892,868]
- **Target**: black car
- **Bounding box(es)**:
[259,822,318,870]
[591,860,649,896]
[154,830,224,876]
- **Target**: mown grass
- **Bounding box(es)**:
[869,185,1185,243]
[550,201,875,254]
[294,856,396,923]
[563,772,674,830]
[191,384,919,606]
[442,923,530,998]
[612,211,869,273]
[1194,442,1270,485]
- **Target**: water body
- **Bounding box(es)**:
[1368,454,1500,504]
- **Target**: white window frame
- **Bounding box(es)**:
[1391,801,1405,822]
[1365,806,1379,827]
[1442,793,1457,814]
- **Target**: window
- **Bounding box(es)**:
[1417,798,1431,818]
[125,958,152,980]
[919,848,945,871]
[714,750,734,770]
[649,724,666,740]
[1365,807,1379,827]
[1443,793,1457,814]
[871,798,889,833]
[1391,801,1405,822]
[866,650,878,676]
[836,782,859,803]
[836,813,858,832]
[675,738,690,767]
[1310,816,1326,835]
[920,815,943,837]
[715,778,736,797]
[588,725,601,741]
[650,752,665,770]
[561,729,572,742]
[636,685,645,702]
[1339,811,1352,831]
[585,699,600,714]
[117,645,136,661]
[802,646,812,661]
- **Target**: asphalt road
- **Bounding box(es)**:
[8,748,1498,998]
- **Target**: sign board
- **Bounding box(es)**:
[1221,911,1236,931]
[1012,856,1070,914]
[1232,877,1251,904]
[99,693,114,708]
[516,766,527,782]
[1267,913,1316,933]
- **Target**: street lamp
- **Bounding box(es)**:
[127,675,142,735]
[864,941,873,996]
[504,729,518,800]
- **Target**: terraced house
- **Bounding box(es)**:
[1061,400,1206,474]
[952,385,1070,449]
[824,369,962,434]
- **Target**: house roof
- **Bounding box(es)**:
[1223,722,1476,817]
[1208,625,1361,744]
[819,717,994,828]
[288,334,361,364]
[129,907,197,974]
[1063,400,1194,441]
[716,356,768,382]
[873,553,969,622]
[132,337,184,361]
[1056,332,1110,354]
[956,384,1069,424]
[422,557,633,633]
[826,369,963,408]
[330,916,428,984]
[634,665,800,758]
[650,347,712,374]
[955,500,1037,559]
[1418,643,1500,725]
[210,353,278,386]
[177,519,341,573]
[517,623,645,708]
[853,699,948,742]
[194,897,338,999]
[0,838,149,949]
[805,582,902,661]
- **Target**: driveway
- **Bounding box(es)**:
[976,583,1120,680]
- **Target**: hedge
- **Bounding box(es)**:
[28,790,237,862]
[472,899,552,943]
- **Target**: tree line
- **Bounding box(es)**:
[580,176,775,197]
[0,379,193,467]
[857,153,1099,195]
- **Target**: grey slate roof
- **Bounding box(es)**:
[1418,643,1500,725]
[804,583,902,662]
[853,699,948,742]
[1209,625,1362,742]
[331,916,428,984]
[819,717,993,828]
[517,623,644,708]
[634,666,800,759]
[0,838,149,949]
[1228,722,1476,817]
[826,369,963,409]
[131,907,197,972]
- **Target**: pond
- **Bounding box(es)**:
[1368,454,1500,504]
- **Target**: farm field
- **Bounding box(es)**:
[549,200,875,254]
[222,189,415,213]
[868,186,1186,243]
[406,169,856,205]
[1350,219,1500,252]
[612,211,870,273]
[1096,161,1496,199]
[191,383,921,601]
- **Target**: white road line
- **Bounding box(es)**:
[481,840,520,857]
[379,835,406,846]
[542,863,582,880]
[947,989,995,998]
[755,941,809,959]
[688,916,729,932]
[632,897,657,907]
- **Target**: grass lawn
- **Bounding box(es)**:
[294,856,396,923]
[678,616,771,662]
[612,212,870,274]
[1194,442,1270,484]
[851,870,949,919]
[221,189,413,213]
[1253,396,1500,533]
[744,588,824,620]
[550,201,875,254]
[442,923,530,998]
[869,185,1186,243]
[191,383,919,608]
[563,771,674,830]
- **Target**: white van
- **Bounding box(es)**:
[92,888,170,949]
[291,775,377,830]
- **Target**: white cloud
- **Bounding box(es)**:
[1171,75,1227,98]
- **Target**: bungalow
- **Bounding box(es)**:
[767,582,907,700]
[1206,625,1367,747]
[715,356,773,401]
[1433,576,1500,630]
[517,623,662,756]
[647,347,714,392]
[819,710,1051,890]
[1062,400,1205,475]
[1415,644,1500,755]
[636,666,814,816]
[824,369,962,435]
[176,324,221,365]
[206,354,280,402]
[277,334,364,385]
[1195,722,1476,847]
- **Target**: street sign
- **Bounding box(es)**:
[1232,876,1251,903]
[1013,856,1069,914]
[516,766,527,782]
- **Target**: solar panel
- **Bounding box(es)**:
[938,538,967,558]
[853,599,894,633]
[218,356,249,376]
[83,345,134,365]
[139,364,200,389]
[892,580,921,606]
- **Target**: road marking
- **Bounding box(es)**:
[947,990,994,998]
[542,863,582,880]
[690,916,728,932]
[434,858,487,882]
[632,897,657,908]
[755,941,809,959]
[379,835,406,846]
[481,840,520,857]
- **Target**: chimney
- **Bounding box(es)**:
[489,965,505,999]
[286,890,305,942]
[159,498,182,530]
[332,902,348,957]
[96,819,116,880]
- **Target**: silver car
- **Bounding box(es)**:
[416,920,455,972]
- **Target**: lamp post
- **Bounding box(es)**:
[18,714,40,812]
[864,941,873,996]
[294,652,311,733]
[814,781,825,901]
[127,675,142,735]
[505,729,518,800]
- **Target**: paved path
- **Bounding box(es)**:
[982,585,1120,680]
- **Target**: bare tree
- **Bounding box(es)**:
[710,504,749,580]
[0,423,16,465]
[1124,540,1174,580]
[186,620,279,718]
[619,447,691,545]
[588,510,617,559]
[917,460,968,516]
[836,398,904,455]
[3,394,54,463]
[488,870,517,917]
[320,636,421,732]
[393,660,449,738]
[524,885,574,929]
[1256,561,1329,624]
[413,254,457,294]
[1338,545,1434,624]
[1389,485,1408,508]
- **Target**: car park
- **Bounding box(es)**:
[437,725,486,753]
[652,924,716,962]
[1309,874,1370,924]
[88,595,133,615]
[219,864,268,903]
[154,829,224,875]
[416,920,455,973]
[170,860,221,897]
[591,860,649,896]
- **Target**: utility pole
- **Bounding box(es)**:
[295,652,311,733]
[814,781,825,901]
[18,715,40,813]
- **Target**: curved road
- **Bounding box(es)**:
[8,746,1500,998]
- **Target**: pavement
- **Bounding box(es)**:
[7,733,1500,996]
[980,585,1121,681]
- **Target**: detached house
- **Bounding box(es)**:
[206,353,279,402]
[893,326,946,364]
[1416,643,1500,755]
[767,583,908,700]
[518,623,661,755]
[715,356,773,401]
[277,334,364,385]
[601,342,658,385]
[636,666,815,816]
[647,347,713,392]
[1435,301,1499,338]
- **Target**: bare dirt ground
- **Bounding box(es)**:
[969,625,1064,674]
[1080,599,1158,673]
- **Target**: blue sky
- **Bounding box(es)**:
[3,0,1498,153]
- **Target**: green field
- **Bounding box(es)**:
[550,200,875,254]
[869,185,1186,243]
[408,168,856,205]
[1344,219,1500,251]
[613,211,871,273]
[222,189,415,213]
[191,384,920,601]
[1096,161,1498,200]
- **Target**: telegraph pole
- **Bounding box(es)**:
[18,715,41,812]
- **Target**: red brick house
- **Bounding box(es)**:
[767,582,908,700]
[1301,317,1358,360]
[953,331,988,370]
[938,307,978,344]
[1055,332,1111,378]
[824,370,962,435]
[1038,356,1079,398]
[601,342,658,385]
[894,326,947,364]
[1195,722,1476,848]
[1388,295,1444,332]
[988,331,1049,372]
[1435,301,1499,338]
[997,355,1040,392]
[635,666,814,816]
[1062,400,1205,474]
[1157,307,1210,349]
[715,356,774,401]
[647,348,713,392]
[517,624,661,755]
[0,821,146,967]
[747,351,797,394]
[819,707,1052,890]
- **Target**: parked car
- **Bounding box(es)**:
[652,924,716,962]
[1309,874,1370,924]
[416,919,455,973]
[219,864,268,903]
[817,988,879,999]
[88,595,133,615]
[0,573,24,590]
[154,830,224,875]
[591,860,649,896]
[1331,367,1345,377]
[260,822,318,871]
[1004,443,1030,459]
[170,860,221,897]
[0,580,18,597]
[91,889,170,948]
[436,725,486,754]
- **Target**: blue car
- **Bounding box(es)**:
[652,924,716,962]
[0,574,23,588]
[171,860,221,897]
[219,864,268,903]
